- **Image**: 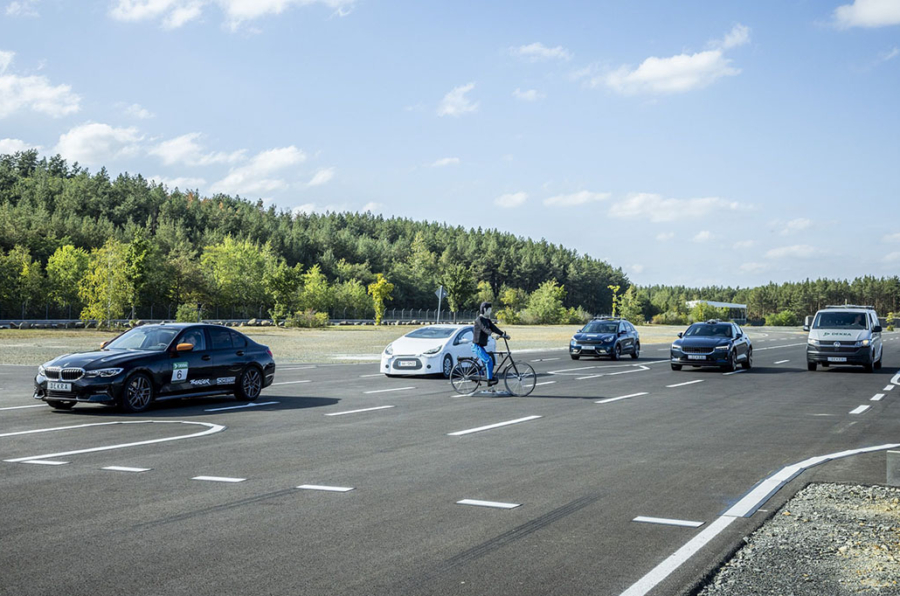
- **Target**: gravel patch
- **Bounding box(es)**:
[698,483,900,595]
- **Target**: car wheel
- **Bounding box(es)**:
[47,400,75,410]
[874,350,882,370]
[235,366,263,401]
[741,348,753,370]
[807,361,817,371]
[631,343,640,359]
[723,350,737,372]
[442,354,454,378]
[671,364,682,371]
[570,355,580,360]
[611,344,622,360]
[121,373,153,413]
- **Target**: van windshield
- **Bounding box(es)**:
[814,312,868,330]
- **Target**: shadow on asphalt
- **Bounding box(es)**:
[44,395,341,418]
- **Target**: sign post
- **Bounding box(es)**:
[435,286,447,323]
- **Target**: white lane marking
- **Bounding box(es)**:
[192,476,246,483]
[893,371,900,385]
[722,370,745,376]
[620,516,737,596]
[531,357,560,362]
[3,421,225,463]
[271,380,311,385]
[25,460,68,465]
[577,365,650,380]
[457,499,521,509]
[850,405,871,415]
[774,360,790,365]
[278,366,316,370]
[326,405,395,416]
[364,387,414,394]
[633,516,704,528]
[871,394,885,402]
[535,381,556,386]
[755,342,806,351]
[448,416,542,437]
[666,380,703,388]
[596,392,648,404]
[103,466,150,473]
[0,404,45,411]
[884,385,894,391]
[359,373,384,378]
[205,401,279,412]
[297,485,354,492]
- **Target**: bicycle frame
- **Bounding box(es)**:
[459,336,520,378]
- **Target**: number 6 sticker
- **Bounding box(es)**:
[173,361,189,382]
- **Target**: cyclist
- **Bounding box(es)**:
[472,301,509,386]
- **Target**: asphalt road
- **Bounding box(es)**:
[2,330,899,596]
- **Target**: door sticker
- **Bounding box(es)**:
[173,361,189,382]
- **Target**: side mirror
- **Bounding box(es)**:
[577,328,583,333]
[677,332,683,338]
[176,343,194,352]
[803,325,810,332]
[804,315,813,327]
[874,325,883,333]
[100,340,109,349]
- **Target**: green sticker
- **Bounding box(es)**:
[173,361,189,382]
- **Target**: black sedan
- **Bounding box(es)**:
[569,317,640,360]
[34,323,276,412]
[670,320,752,372]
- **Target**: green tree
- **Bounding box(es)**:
[526,280,567,324]
[264,259,303,321]
[46,245,90,315]
[200,237,268,316]
[475,280,495,306]
[368,273,394,325]
[441,263,476,313]
[617,286,646,324]
[297,264,332,314]
[79,239,130,325]
[333,279,369,318]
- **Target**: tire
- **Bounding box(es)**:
[821,362,830,368]
[874,348,883,370]
[723,351,737,372]
[631,343,640,359]
[235,366,263,401]
[611,344,622,361]
[807,361,817,371]
[570,355,580,360]
[450,361,480,395]
[121,373,153,413]
[671,364,682,371]
[47,400,75,410]
[741,348,753,370]
[442,354,454,378]
[504,362,536,397]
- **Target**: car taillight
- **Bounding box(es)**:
[267,349,273,357]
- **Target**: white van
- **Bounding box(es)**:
[804,305,883,372]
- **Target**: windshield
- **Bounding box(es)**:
[814,312,869,330]
[684,324,733,338]
[582,322,618,334]
[405,327,457,339]
[104,327,180,351]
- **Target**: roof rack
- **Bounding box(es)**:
[592,315,622,320]
[824,304,875,310]
[704,319,722,324]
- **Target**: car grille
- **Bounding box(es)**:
[682,346,713,354]
[46,367,84,381]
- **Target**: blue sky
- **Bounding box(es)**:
[1,0,898,287]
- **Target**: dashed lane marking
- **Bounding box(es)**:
[596,392,648,404]
[25,460,68,465]
[722,370,746,376]
[633,516,704,528]
[205,401,279,412]
[359,373,384,378]
[577,365,651,380]
[884,385,894,391]
[326,405,395,416]
[530,357,560,362]
[364,387,415,394]
[448,416,541,437]
[774,360,790,365]
[666,380,703,388]
[850,405,871,415]
[192,476,246,483]
[271,380,311,385]
[457,499,520,509]
[103,466,150,473]
[871,394,885,402]
[0,404,44,411]
[297,485,354,492]
[535,381,556,386]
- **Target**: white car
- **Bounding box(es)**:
[381,324,496,378]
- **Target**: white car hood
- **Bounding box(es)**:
[813,329,869,342]
[389,336,448,356]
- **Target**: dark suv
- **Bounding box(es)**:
[569,317,640,360]
[670,319,752,371]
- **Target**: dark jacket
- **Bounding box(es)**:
[473,315,503,347]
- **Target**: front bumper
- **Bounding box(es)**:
[570,343,613,356]
[33,373,125,404]
[381,354,442,375]
[807,345,871,365]
[670,350,731,367]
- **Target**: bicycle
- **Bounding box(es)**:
[449,335,537,396]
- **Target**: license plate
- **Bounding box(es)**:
[398,361,417,367]
[827,357,847,362]
[48,382,72,392]
[687,355,706,360]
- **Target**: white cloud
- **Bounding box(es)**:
[0,138,40,153]
[656,232,675,241]
[308,167,335,186]
[631,264,645,274]
[292,203,316,216]
[124,103,154,119]
[878,46,900,62]
[833,0,900,28]
[54,122,142,165]
[779,217,813,235]
[362,202,383,213]
[883,252,900,263]
[431,157,460,167]
[692,230,713,243]
[765,245,817,259]
[740,262,767,273]
[5,0,39,17]
[437,82,478,117]
[713,24,751,50]
[543,191,610,207]
[608,193,744,222]
[510,42,572,62]
[109,0,356,30]
[209,145,306,197]
[603,50,740,95]
[150,175,207,189]
[512,88,545,101]
[495,192,528,208]
[883,233,900,243]
[733,240,755,249]
[149,133,245,166]
[0,52,80,118]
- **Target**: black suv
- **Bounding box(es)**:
[670,319,752,371]
[569,317,640,360]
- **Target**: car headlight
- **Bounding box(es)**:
[859,339,871,347]
[38,365,46,376]
[671,343,681,351]
[84,368,124,378]
[421,346,442,355]
[807,338,820,346]
[714,345,730,351]
[384,343,393,356]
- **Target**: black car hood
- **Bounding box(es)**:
[45,350,151,369]
[677,337,731,349]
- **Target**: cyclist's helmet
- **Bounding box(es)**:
[479,301,492,315]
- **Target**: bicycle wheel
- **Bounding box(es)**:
[503,362,536,397]
[450,361,482,395]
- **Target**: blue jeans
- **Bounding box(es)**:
[471,344,493,380]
